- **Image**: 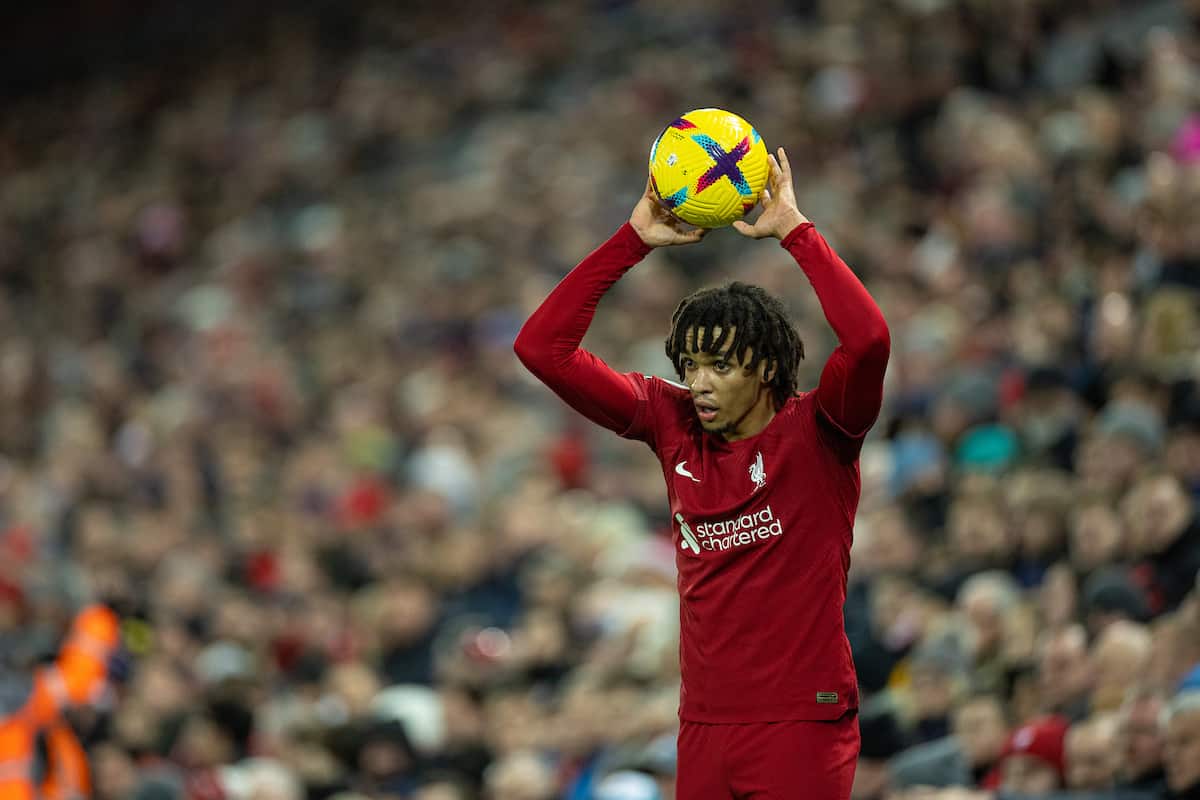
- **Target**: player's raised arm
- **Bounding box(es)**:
[513,179,706,435]
[734,148,890,438]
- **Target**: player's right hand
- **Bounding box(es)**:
[630,177,707,247]
[732,147,808,240]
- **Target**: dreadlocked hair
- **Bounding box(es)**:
[665,281,805,409]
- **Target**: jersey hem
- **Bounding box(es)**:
[679,702,859,725]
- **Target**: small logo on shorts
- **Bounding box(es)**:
[816,692,839,704]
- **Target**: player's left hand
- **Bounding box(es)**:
[732,147,810,240]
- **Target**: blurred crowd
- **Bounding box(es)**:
[1,0,1199,799]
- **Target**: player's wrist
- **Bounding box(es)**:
[620,221,658,255]
[779,218,816,250]
[775,209,809,240]
[627,220,656,248]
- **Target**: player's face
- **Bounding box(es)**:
[680,326,774,440]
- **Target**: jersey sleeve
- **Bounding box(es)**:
[782,223,890,447]
[619,374,692,449]
[514,224,655,439]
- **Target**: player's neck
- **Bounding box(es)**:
[719,393,777,442]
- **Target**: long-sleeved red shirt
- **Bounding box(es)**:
[515,221,889,722]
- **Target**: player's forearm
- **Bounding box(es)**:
[783,222,890,436]
[514,224,652,433]
[514,223,652,373]
[781,223,889,356]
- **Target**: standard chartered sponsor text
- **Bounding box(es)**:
[686,505,782,551]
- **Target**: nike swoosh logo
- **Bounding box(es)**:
[674,461,700,482]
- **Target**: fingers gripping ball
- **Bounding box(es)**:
[649,108,770,228]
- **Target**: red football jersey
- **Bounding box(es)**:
[624,378,862,722]
[515,221,889,724]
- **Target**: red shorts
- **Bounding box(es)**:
[676,711,859,800]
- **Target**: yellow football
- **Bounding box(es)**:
[648,108,770,228]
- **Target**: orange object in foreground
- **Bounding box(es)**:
[0,604,120,799]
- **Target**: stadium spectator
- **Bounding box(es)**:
[1115,687,1169,794]
[1064,713,1120,791]
[1163,692,1200,800]
[995,716,1070,795]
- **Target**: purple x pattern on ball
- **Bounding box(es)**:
[692,134,753,196]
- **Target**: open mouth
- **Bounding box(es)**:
[694,401,718,423]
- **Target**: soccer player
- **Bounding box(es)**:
[514,148,890,800]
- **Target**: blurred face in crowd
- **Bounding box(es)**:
[1016,386,1078,455]
[1038,625,1091,713]
[1164,704,1200,793]
[520,557,578,610]
[1089,622,1151,712]
[1118,692,1165,782]
[440,686,485,745]
[378,578,438,646]
[1039,564,1079,629]
[851,755,888,800]
[429,528,492,591]
[551,681,612,757]
[511,606,569,669]
[1001,754,1062,795]
[360,733,414,787]
[75,503,120,566]
[679,327,774,441]
[111,699,159,755]
[855,508,921,577]
[947,499,1010,564]
[1148,616,1200,692]
[134,657,192,718]
[1087,293,1138,364]
[484,751,556,800]
[325,660,382,717]
[1015,503,1065,562]
[1065,716,1118,791]
[214,592,267,643]
[869,576,927,650]
[485,692,547,756]
[911,662,957,721]
[960,584,1008,659]
[1001,603,1039,665]
[282,740,342,791]
[1165,428,1200,489]
[1009,670,1045,730]
[415,782,471,800]
[173,714,234,768]
[1122,474,1192,557]
[91,742,138,800]
[1078,434,1145,496]
[953,696,1008,768]
[1069,503,1124,573]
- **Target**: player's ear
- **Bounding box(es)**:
[760,359,776,384]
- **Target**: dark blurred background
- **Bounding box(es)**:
[0,0,374,97]
[1,1,1199,800]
